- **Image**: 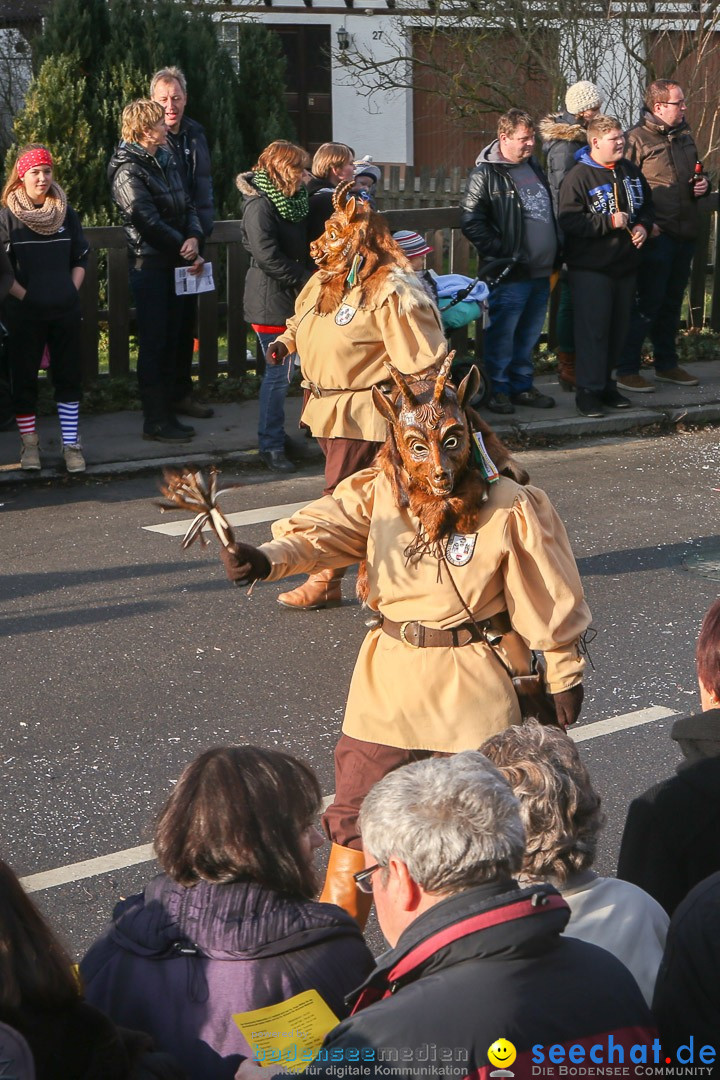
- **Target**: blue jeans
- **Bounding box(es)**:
[256,331,294,453]
[483,278,550,396]
[618,233,696,375]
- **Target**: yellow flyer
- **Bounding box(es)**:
[233,989,339,1073]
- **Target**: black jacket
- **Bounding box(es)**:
[652,870,720,1070]
[625,110,710,240]
[617,708,720,915]
[304,881,655,1080]
[237,171,312,326]
[306,174,336,246]
[460,142,558,280]
[0,203,88,320]
[539,111,589,215]
[166,116,214,238]
[108,142,203,267]
[558,150,654,276]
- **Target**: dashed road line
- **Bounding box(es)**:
[19,707,679,895]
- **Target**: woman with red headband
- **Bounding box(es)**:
[0,144,89,472]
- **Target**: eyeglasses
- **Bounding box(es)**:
[658,99,686,106]
[353,863,382,894]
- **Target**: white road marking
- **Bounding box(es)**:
[19,707,679,894]
[570,705,677,743]
[144,501,309,537]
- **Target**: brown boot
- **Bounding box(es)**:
[556,352,576,392]
[319,843,373,929]
[277,568,344,610]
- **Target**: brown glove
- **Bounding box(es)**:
[266,340,288,365]
[552,683,584,730]
[219,543,271,587]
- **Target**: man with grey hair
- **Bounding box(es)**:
[236,753,654,1080]
[150,65,215,420]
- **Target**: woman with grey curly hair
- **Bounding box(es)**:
[481,720,668,1006]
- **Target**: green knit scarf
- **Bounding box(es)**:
[253,169,309,222]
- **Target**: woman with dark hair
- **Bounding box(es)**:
[237,141,313,473]
[481,720,668,1006]
[0,144,89,472]
[0,859,184,1079]
[80,747,374,1080]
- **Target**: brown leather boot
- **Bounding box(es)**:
[277,568,344,610]
[556,352,576,391]
[319,843,374,929]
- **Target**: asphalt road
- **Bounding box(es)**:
[2,426,719,958]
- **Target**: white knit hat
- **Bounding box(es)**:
[565,81,603,115]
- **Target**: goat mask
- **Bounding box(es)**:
[372,355,477,500]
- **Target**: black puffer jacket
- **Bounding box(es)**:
[306,174,336,246]
[460,141,557,280]
[538,111,589,214]
[237,171,312,326]
[108,142,202,267]
[167,116,214,238]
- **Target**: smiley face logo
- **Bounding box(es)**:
[488,1039,517,1070]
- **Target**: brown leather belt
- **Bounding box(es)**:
[380,610,512,649]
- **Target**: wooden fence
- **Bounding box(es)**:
[80,196,720,383]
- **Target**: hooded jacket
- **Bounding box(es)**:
[538,111,589,214]
[624,109,710,240]
[460,141,558,280]
[166,116,214,238]
[300,881,655,1080]
[80,875,374,1080]
[108,142,202,267]
[558,149,654,275]
[616,708,720,915]
[237,171,312,327]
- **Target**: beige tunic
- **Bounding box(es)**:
[275,269,446,443]
[260,469,591,752]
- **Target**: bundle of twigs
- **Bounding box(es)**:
[157,466,239,549]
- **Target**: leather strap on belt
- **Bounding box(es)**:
[380,610,512,649]
[302,380,390,399]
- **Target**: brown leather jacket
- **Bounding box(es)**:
[624,111,710,240]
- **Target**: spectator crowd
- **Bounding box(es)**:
[0,73,709,473]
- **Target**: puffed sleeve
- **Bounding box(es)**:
[501,485,591,693]
[259,468,377,580]
[378,289,446,373]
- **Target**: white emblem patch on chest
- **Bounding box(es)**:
[335,304,357,326]
[445,533,477,566]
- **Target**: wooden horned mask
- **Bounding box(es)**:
[371,356,481,499]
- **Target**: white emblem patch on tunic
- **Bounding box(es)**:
[335,304,357,325]
[445,533,477,566]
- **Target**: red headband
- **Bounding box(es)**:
[17,148,53,179]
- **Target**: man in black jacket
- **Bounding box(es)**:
[461,108,558,415]
[237,753,656,1080]
[151,66,215,420]
[558,114,653,418]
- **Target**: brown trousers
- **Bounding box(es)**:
[322,733,450,850]
[317,436,381,495]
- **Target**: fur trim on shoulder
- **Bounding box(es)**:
[538,116,587,143]
[236,171,258,198]
[361,266,438,312]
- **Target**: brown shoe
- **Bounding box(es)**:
[277,568,344,610]
[655,366,700,386]
[20,432,41,470]
[556,351,576,391]
[172,395,214,419]
[319,843,374,929]
[615,373,655,393]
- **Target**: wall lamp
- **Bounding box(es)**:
[336,26,351,50]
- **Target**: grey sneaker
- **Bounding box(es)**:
[63,442,86,473]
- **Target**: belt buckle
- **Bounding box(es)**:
[399,621,420,649]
